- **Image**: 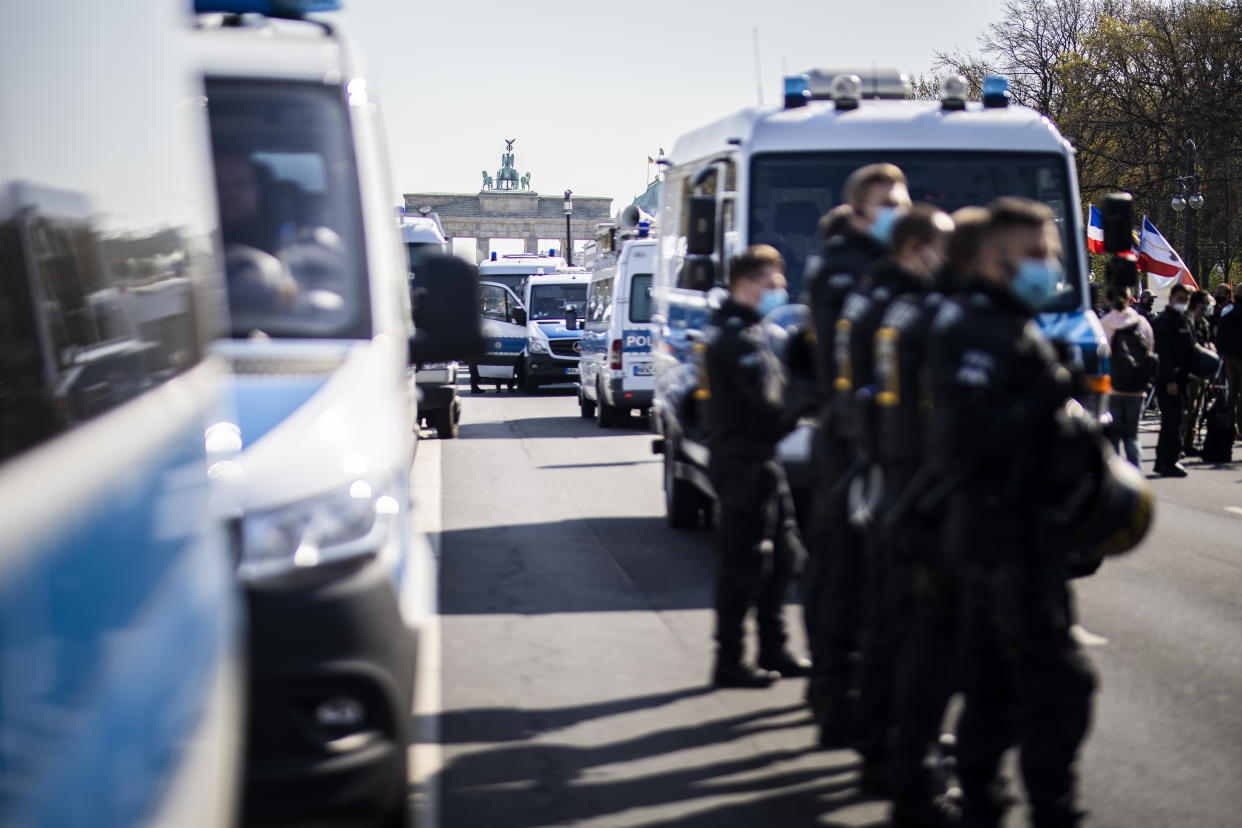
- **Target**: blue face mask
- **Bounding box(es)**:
[1009,258,1063,311]
[757,287,788,317]
[869,206,902,244]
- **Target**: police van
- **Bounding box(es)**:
[653,68,1108,527]
[475,253,566,387]
[0,1,242,824]
[579,229,658,426]
[197,3,480,824]
[519,269,592,392]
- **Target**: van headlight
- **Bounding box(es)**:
[528,337,549,354]
[238,477,401,582]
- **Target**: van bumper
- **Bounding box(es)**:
[242,555,415,827]
[526,356,580,383]
[607,377,652,410]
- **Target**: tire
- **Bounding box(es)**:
[432,408,458,439]
[663,437,700,529]
[579,388,596,418]
[596,381,618,428]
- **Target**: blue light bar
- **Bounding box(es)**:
[784,75,810,109]
[194,0,341,15]
[982,74,1011,108]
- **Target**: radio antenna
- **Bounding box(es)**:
[752,28,764,106]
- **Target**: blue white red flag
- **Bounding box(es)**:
[1087,205,1105,254]
[1138,216,1197,290]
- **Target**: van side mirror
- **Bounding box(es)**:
[564,306,579,330]
[679,254,716,291]
[408,254,486,363]
[686,195,717,256]
[511,306,527,326]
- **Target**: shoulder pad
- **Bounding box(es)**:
[827,273,854,292]
[966,291,992,310]
[925,292,944,309]
[872,286,891,305]
[931,300,964,332]
[842,292,870,321]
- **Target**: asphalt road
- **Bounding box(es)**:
[416,384,1242,827]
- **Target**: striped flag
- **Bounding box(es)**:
[1087,205,1105,254]
[1137,216,1198,290]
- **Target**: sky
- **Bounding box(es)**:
[331,0,1008,215]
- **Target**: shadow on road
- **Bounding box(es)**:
[430,687,863,828]
[457,413,649,440]
[439,516,725,615]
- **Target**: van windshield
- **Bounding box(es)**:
[629,274,654,322]
[529,284,587,321]
[207,79,370,339]
[748,151,1078,310]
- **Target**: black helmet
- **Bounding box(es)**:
[1072,441,1155,557]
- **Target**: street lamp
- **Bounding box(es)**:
[563,189,573,266]
[1171,138,1204,281]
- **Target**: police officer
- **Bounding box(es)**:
[1152,283,1196,477]
[884,207,990,826]
[802,163,911,742]
[928,198,1096,828]
[702,245,811,688]
[841,205,955,795]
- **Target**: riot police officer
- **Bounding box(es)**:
[883,207,991,827]
[1152,283,1196,477]
[802,163,911,742]
[928,198,1096,828]
[843,205,955,793]
[702,245,811,688]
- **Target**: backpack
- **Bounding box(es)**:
[1110,324,1157,393]
[1201,389,1235,463]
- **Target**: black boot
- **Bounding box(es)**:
[758,648,813,677]
[712,659,778,688]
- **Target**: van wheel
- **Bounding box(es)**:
[663,438,700,529]
[596,382,618,428]
[432,408,458,439]
[579,388,596,418]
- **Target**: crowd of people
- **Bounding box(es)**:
[1100,280,1242,477]
[700,164,1164,827]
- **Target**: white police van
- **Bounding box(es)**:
[653,68,1107,527]
[474,253,566,387]
[519,269,592,392]
[579,232,658,426]
[0,1,242,824]
[196,3,480,824]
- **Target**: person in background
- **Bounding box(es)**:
[1136,290,1157,326]
[1152,283,1196,477]
[1100,285,1157,467]
[1181,290,1216,455]
[1215,284,1242,441]
[1209,283,1232,343]
[702,245,811,688]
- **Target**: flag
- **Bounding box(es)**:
[1087,205,1105,254]
[1137,216,1198,290]
[647,156,654,164]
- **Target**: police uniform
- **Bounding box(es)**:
[801,226,888,736]
[928,279,1096,828]
[1151,304,1195,473]
[873,283,968,823]
[702,297,806,680]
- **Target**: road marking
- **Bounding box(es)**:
[410,438,443,828]
[1225,507,1242,518]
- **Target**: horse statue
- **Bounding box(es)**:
[481,171,493,190]
[520,173,531,190]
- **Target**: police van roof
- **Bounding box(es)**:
[400,216,446,244]
[670,100,1072,166]
[478,254,568,274]
[194,14,354,81]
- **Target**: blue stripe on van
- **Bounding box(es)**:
[232,375,330,448]
[1,411,236,827]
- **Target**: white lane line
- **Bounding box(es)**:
[1225,507,1242,518]
[410,437,443,828]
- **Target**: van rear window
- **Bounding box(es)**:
[629,274,653,322]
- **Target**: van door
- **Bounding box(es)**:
[477,280,526,379]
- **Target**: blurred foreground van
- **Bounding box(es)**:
[0,1,243,825]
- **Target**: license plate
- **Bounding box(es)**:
[565,366,579,375]
[633,363,653,376]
